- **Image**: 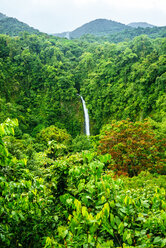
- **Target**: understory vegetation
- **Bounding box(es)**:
[0,31,166,247]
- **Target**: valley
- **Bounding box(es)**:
[0,12,166,248]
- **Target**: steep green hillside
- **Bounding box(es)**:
[0,13,40,36]
[0,34,85,136]
[79,36,166,133]
[0,33,165,136]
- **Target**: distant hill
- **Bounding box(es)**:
[70,19,129,38]
[54,19,130,38]
[128,22,155,28]
[0,12,40,36]
[54,19,165,40]
[1,13,164,41]
[0,13,7,20]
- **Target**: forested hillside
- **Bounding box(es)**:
[0,33,166,135]
[54,18,166,42]
[54,19,130,38]
[80,26,166,44]
[0,28,166,247]
[79,36,166,133]
[0,12,40,36]
[69,19,129,38]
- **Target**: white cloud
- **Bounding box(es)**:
[73,0,98,5]
[104,0,166,9]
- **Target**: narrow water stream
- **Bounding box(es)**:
[80,96,90,136]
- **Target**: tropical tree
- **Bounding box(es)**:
[98,120,166,176]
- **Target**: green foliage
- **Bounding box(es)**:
[0,33,84,136]
[123,171,166,190]
[36,125,71,145]
[80,36,166,133]
[34,125,71,159]
[98,120,166,176]
[0,33,165,136]
[3,133,34,160]
[0,120,60,247]
[0,118,18,137]
[72,135,92,152]
[80,26,166,44]
[0,118,18,166]
[43,153,166,247]
[0,15,40,36]
[0,24,166,248]
[0,119,166,247]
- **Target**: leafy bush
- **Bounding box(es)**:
[123,171,166,190]
[0,120,59,247]
[0,118,18,167]
[0,120,166,247]
[43,152,166,247]
[36,125,71,145]
[35,125,71,159]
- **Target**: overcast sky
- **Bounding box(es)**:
[1,0,166,33]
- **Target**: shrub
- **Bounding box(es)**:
[72,135,92,152]
[36,125,71,145]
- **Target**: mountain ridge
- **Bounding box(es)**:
[0,13,165,40]
[53,19,159,38]
[70,18,129,38]
[54,18,130,38]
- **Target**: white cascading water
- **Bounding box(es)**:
[65,32,70,40]
[80,96,90,136]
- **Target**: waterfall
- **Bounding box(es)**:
[80,96,90,136]
[65,32,70,40]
